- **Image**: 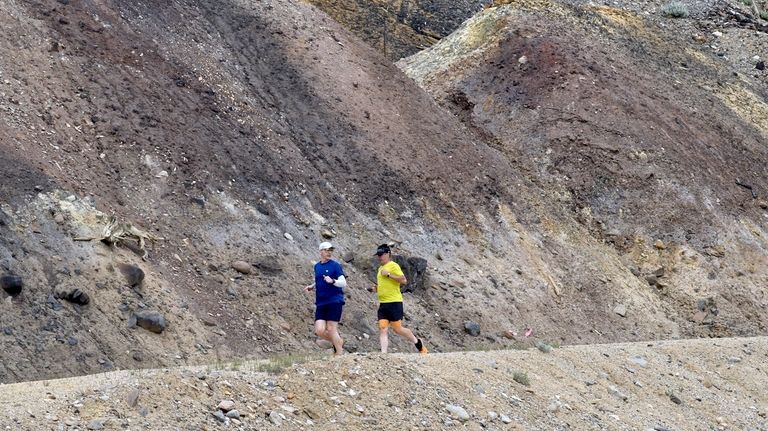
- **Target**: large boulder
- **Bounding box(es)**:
[367,255,429,293]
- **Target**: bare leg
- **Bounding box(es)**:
[379,327,389,353]
[325,321,344,355]
[393,325,418,343]
[314,320,329,341]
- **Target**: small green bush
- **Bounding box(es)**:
[661,1,690,18]
[760,11,768,20]
[513,371,530,386]
[740,0,752,6]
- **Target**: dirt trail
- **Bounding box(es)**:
[1,337,766,430]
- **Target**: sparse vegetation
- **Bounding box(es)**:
[536,341,554,353]
[761,10,768,20]
[255,354,312,374]
[740,0,753,6]
[513,370,531,386]
[661,1,690,18]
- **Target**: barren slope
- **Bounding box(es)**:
[0,0,515,382]
[400,0,768,339]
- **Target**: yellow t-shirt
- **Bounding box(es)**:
[377,261,404,303]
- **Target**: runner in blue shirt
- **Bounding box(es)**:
[304,241,346,355]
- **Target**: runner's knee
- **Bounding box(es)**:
[390,320,402,329]
[378,319,390,329]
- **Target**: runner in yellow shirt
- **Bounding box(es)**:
[371,244,427,354]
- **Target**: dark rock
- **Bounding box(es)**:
[133,311,167,334]
[57,288,90,305]
[132,351,144,362]
[118,264,144,287]
[1,275,23,296]
[464,320,481,336]
[669,393,682,405]
[645,275,658,286]
[256,204,271,215]
[757,61,765,71]
[190,196,205,207]
[67,337,78,346]
[3,327,12,336]
[46,294,63,311]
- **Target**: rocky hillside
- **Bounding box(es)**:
[1,336,766,429]
[306,0,488,60]
[399,0,768,334]
[0,0,527,383]
[1,0,767,387]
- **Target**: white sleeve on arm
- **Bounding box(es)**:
[333,275,347,288]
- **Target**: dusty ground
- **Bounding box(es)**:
[0,336,766,430]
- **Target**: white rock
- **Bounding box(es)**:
[613,304,627,317]
[269,410,282,425]
[712,31,723,37]
[284,232,294,241]
[500,414,512,423]
[629,356,648,367]
[446,404,470,421]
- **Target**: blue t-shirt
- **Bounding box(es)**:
[314,260,345,306]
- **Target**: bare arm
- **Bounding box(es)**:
[381,269,407,285]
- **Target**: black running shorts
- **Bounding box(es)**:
[377,302,404,322]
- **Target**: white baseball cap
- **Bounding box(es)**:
[319,241,334,251]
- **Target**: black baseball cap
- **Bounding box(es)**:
[374,244,391,256]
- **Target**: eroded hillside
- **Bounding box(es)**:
[0,0,767,387]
